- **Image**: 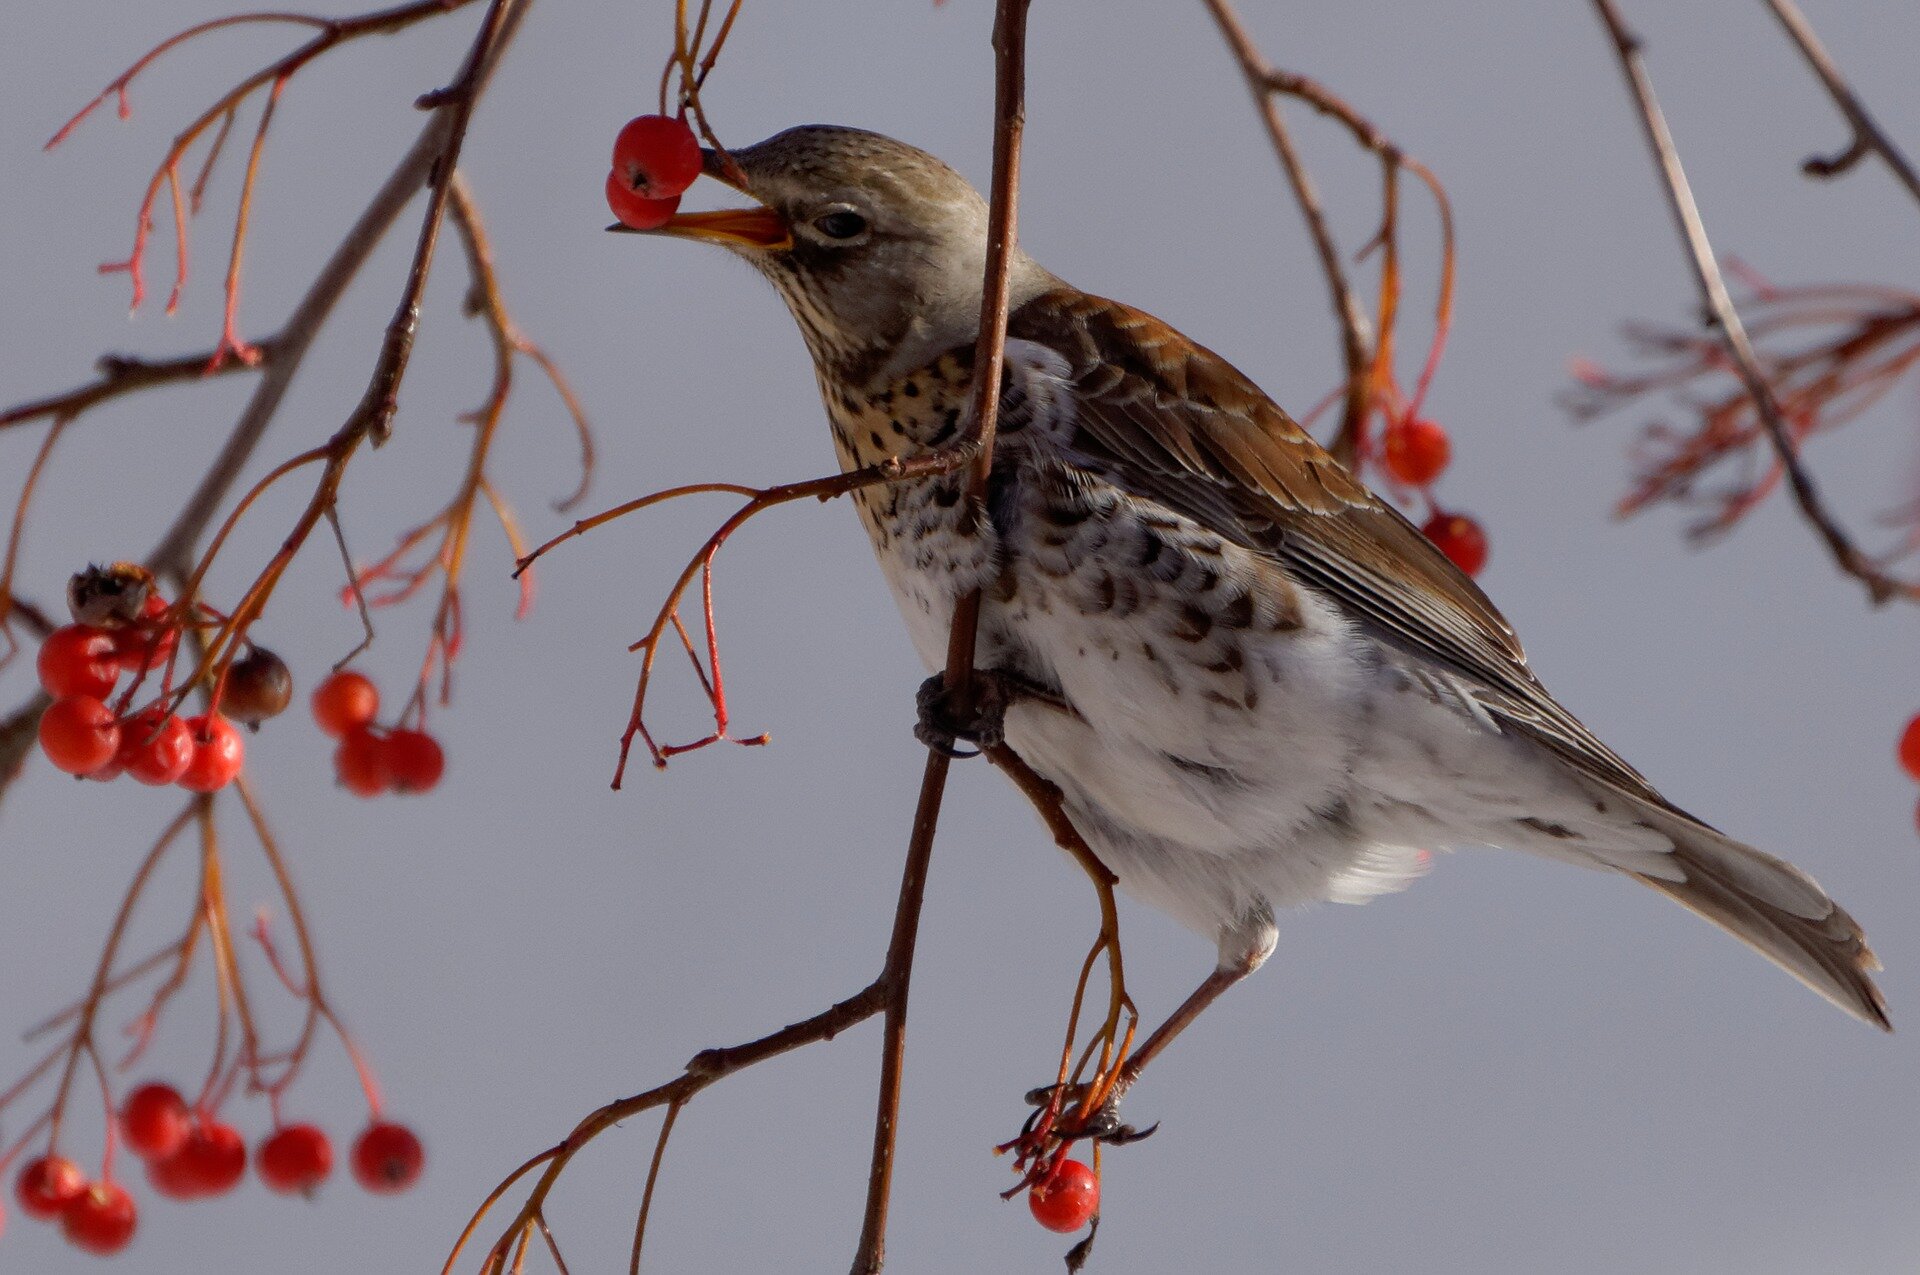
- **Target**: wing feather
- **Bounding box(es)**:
[1009,287,1664,805]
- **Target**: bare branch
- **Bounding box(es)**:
[1589,0,1915,604]
[0,348,264,432]
[1202,0,1371,465]
[850,2,1032,1270]
[147,0,533,581]
[1762,0,1920,206]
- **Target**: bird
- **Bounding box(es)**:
[629,123,1889,1056]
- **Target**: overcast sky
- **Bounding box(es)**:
[3,2,1918,1272]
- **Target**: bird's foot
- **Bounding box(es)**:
[1018,1083,1158,1147]
[913,669,1017,757]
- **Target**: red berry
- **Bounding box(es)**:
[351,1122,424,1194]
[145,1150,203,1201]
[1381,417,1452,487]
[173,1121,246,1197]
[335,728,392,798]
[39,695,121,776]
[257,1124,333,1195]
[177,714,244,792]
[611,114,703,200]
[605,171,681,231]
[112,592,177,675]
[120,1082,191,1161]
[1897,714,1920,782]
[118,711,194,787]
[1422,510,1489,577]
[384,729,444,794]
[37,625,119,699]
[224,646,293,725]
[311,670,379,738]
[16,1155,87,1220]
[1027,1158,1099,1234]
[60,1180,135,1255]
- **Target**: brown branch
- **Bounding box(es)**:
[446,980,890,1274]
[1589,0,1913,605]
[1762,0,1920,206]
[0,348,264,431]
[849,3,1031,1271]
[145,0,533,582]
[346,0,520,448]
[1202,0,1371,466]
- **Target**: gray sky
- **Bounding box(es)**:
[3,2,1918,1272]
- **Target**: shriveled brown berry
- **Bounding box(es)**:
[224,646,293,725]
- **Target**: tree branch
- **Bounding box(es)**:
[1202,0,1372,466]
[1762,0,1920,206]
[147,0,533,580]
[1590,0,1914,604]
[850,2,1032,1269]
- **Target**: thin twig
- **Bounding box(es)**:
[1202,0,1371,466]
[1762,0,1920,205]
[0,349,261,432]
[346,0,521,447]
[1589,0,1911,605]
[147,0,534,580]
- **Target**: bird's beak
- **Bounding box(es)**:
[607,148,792,251]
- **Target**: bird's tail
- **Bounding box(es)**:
[1618,799,1890,1030]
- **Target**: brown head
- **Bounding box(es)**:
[629,125,1055,389]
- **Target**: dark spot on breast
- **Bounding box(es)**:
[1172,604,1213,643]
[1137,532,1164,568]
[1220,592,1255,630]
[1087,573,1117,612]
[889,419,906,436]
[1204,645,1244,674]
[931,484,962,508]
[869,431,886,450]
[902,380,920,398]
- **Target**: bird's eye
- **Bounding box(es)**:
[812,209,868,240]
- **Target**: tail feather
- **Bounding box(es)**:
[1621,803,1889,1031]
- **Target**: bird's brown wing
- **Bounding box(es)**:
[1008,288,1888,1029]
[1009,287,1664,807]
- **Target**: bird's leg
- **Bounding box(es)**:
[1014,945,1262,1162]
[1106,950,1262,1103]
[913,666,1026,757]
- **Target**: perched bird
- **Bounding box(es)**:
[634,124,1889,1044]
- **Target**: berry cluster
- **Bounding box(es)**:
[6,1081,422,1256]
[32,571,288,792]
[605,114,703,230]
[311,671,445,798]
[1370,416,1490,578]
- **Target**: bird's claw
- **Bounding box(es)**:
[914,669,1014,756]
[1020,1083,1157,1146]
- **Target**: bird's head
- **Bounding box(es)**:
[623,125,1052,388]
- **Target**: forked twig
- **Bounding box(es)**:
[1762,0,1920,205]
[1590,0,1915,605]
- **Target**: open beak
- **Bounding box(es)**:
[608,149,791,251]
